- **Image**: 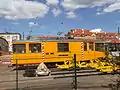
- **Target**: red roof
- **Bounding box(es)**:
[68,29,118,40]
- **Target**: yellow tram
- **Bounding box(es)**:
[11,39,106,68]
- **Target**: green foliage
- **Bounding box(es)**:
[26,35,32,40]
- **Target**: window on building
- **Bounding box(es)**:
[1,36,4,38]
[84,42,87,51]
[12,36,17,40]
[7,36,10,39]
[89,42,94,51]
[58,43,69,52]
[95,43,105,51]
[13,44,26,54]
[29,43,41,53]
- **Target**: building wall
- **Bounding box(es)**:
[0,33,21,52]
[0,37,9,56]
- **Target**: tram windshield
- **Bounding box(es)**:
[95,43,105,52]
[29,43,41,53]
[13,44,26,54]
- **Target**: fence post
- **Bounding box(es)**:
[73,54,77,90]
[16,59,18,90]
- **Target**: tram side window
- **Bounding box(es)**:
[0,46,2,51]
[84,42,87,51]
[13,44,26,54]
[58,43,69,52]
[117,43,120,51]
[29,43,41,53]
[95,43,104,51]
[108,43,119,51]
[89,42,94,51]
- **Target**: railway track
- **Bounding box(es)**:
[51,69,97,75]
[0,69,119,83]
[53,71,118,79]
[0,68,119,90]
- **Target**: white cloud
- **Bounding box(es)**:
[95,1,120,14]
[12,22,19,25]
[61,0,116,11]
[29,22,38,27]
[66,11,77,19]
[46,0,59,5]
[92,0,116,7]
[52,7,61,17]
[96,12,104,15]
[103,2,120,13]
[61,0,88,10]
[40,26,45,29]
[0,0,49,20]
[96,12,101,15]
[61,0,120,14]
[90,28,104,32]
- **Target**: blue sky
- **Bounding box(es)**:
[0,0,120,36]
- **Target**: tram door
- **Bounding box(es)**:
[88,42,95,60]
[82,42,94,60]
[95,43,105,59]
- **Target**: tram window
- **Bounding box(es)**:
[89,42,93,51]
[107,43,120,51]
[84,42,87,51]
[58,43,69,52]
[0,46,2,51]
[117,43,120,51]
[29,43,41,53]
[13,44,26,54]
[95,43,104,51]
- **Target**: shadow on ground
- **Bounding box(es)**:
[6,84,112,90]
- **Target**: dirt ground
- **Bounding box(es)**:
[0,63,119,90]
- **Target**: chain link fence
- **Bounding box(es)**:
[0,54,120,90]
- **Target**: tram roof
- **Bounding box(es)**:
[12,38,105,43]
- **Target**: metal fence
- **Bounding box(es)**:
[0,54,120,90]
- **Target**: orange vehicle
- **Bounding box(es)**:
[11,39,106,68]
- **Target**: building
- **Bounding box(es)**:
[0,32,21,52]
[0,37,9,56]
[65,29,118,41]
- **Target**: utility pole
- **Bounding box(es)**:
[118,26,120,39]
[23,32,24,40]
[118,26,119,33]
[72,54,77,90]
[16,59,18,90]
